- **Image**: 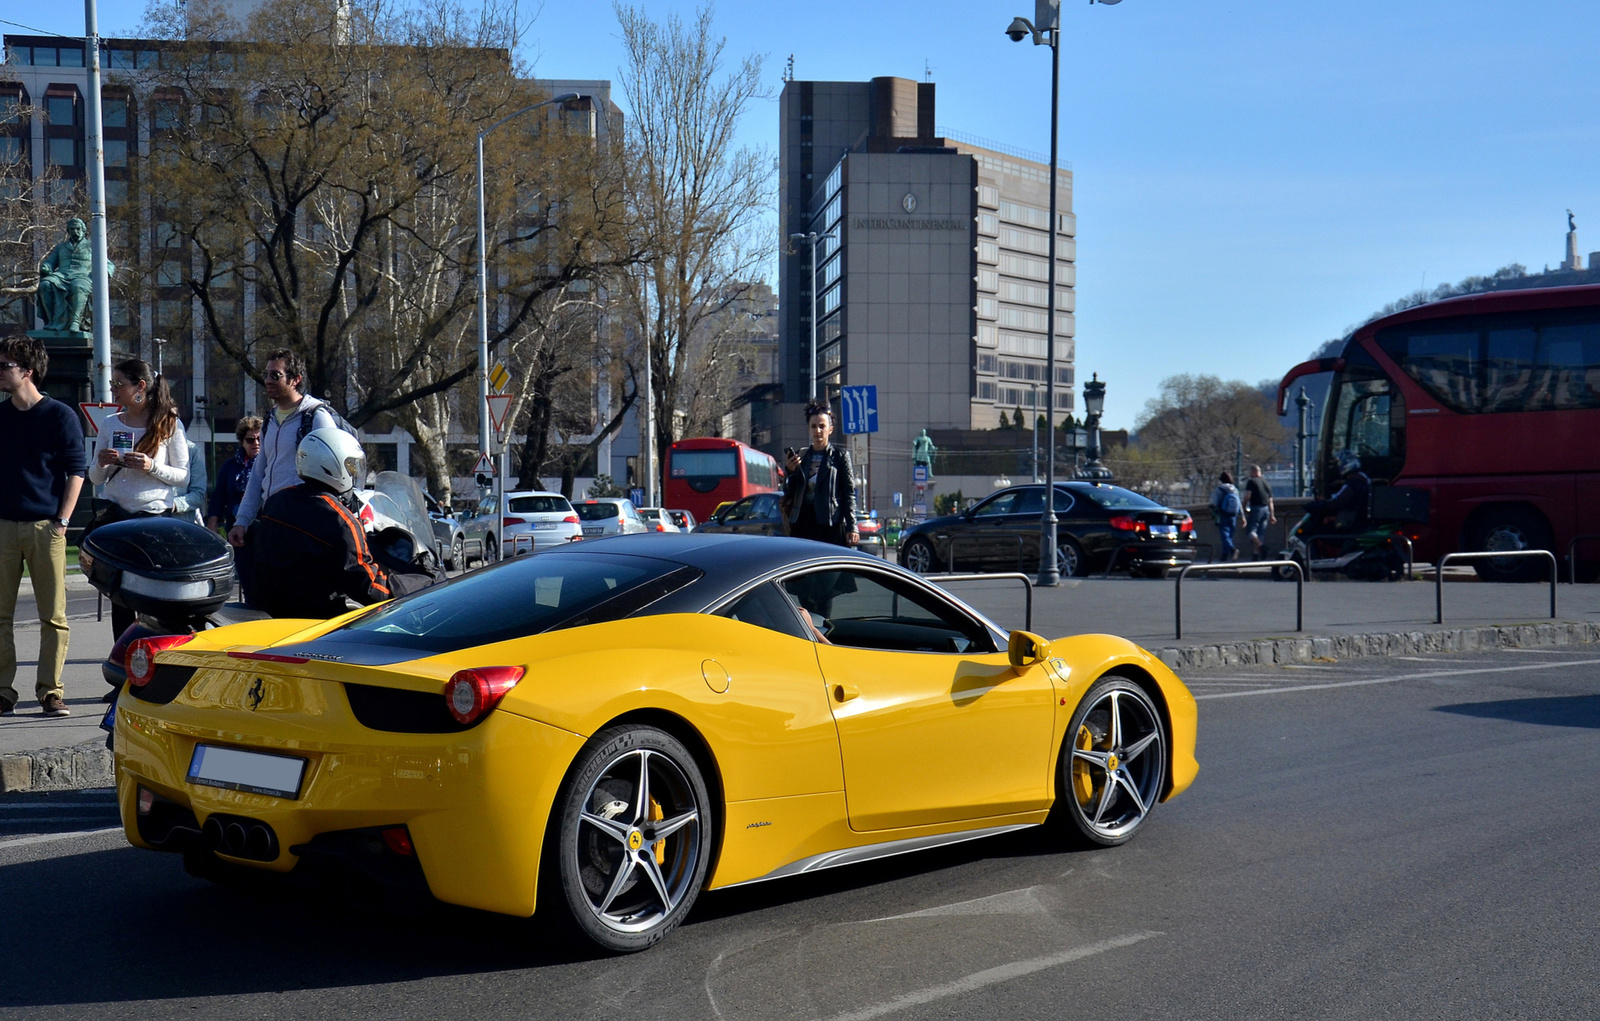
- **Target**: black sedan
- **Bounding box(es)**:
[899,481,1197,577]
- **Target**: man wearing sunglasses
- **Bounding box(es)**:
[0,335,86,718]
[227,351,337,596]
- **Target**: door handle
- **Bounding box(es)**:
[833,683,859,703]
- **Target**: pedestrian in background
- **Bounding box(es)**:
[208,417,261,597]
[172,438,207,526]
[1244,464,1276,560]
[1210,470,1245,563]
[0,335,84,718]
[87,358,189,639]
[782,399,858,547]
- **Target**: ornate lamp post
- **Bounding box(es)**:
[1077,373,1113,480]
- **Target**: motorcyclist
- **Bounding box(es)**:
[1306,450,1371,534]
[248,428,416,619]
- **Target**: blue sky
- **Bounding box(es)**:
[12,0,1600,429]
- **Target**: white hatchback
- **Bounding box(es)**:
[573,498,652,538]
[638,507,680,533]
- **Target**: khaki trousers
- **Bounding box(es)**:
[0,519,70,707]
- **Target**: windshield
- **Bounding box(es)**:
[576,502,620,521]
[366,472,433,544]
[321,553,700,653]
[1073,484,1165,510]
[509,495,571,514]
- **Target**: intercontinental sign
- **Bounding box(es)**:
[850,216,967,231]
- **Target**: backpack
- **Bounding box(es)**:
[1211,484,1241,523]
[294,398,361,446]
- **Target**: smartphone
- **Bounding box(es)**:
[111,430,134,461]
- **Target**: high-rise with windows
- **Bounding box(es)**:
[768,75,1075,514]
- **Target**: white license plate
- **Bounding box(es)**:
[534,522,559,530]
[187,744,306,800]
[1149,524,1177,535]
[583,527,604,536]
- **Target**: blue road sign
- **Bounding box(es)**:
[913,464,929,483]
[840,385,879,435]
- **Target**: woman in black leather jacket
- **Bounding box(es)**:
[782,400,859,547]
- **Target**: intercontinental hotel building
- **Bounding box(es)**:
[761,75,1076,514]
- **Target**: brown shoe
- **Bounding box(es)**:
[40,693,70,717]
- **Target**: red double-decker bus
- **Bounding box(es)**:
[1279,284,1600,581]
[664,438,781,525]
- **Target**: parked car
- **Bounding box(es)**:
[898,481,1197,577]
[665,509,698,531]
[460,491,581,563]
[638,507,680,533]
[695,492,784,536]
[574,498,651,539]
[424,492,467,570]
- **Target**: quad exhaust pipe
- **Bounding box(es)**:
[201,814,279,862]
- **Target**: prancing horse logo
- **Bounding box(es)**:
[247,678,265,711]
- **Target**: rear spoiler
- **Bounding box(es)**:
[1276,357,1345,415]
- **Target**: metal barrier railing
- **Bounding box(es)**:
[929,571,1033,632]
[1174,561,1304,640]
[1435,549,1556,623]
[1566,534,1600,584]
[1102,541,1211,579]
[946,533,1027,573]
[1300,533,1415,581]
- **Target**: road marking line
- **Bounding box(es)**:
[855,886,1049,923]
[0,802,118,811]
[0,826,121,851]
[1194,658,1600,700]
[814,930,1162,1021]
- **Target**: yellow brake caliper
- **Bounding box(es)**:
[649,796,665,865]
[1073,722,1105,808]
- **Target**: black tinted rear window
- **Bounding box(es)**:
[576,503,621,520]
[509,495,571,514]
[318,553,699,653]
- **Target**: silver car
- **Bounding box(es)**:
[503,491,582,553]
[573,498,651,539]
[638,507,680,533]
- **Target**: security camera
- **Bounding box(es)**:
[1004,17,1033,42]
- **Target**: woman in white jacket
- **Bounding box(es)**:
[87,357,189,637]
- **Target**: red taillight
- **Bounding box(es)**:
[381,826,415,856]
[126,634,195,687]
[655,523,666,531]
[1109,515,1141,531]
[502,517,525,528]
[563,514,579,524]
[358,503,375,525]
[442,666,525,725]
[1179,517,1195,533]
[227,650,309,664]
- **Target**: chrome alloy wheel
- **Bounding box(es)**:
[1062,678,1166,846]
[561,732,708,949]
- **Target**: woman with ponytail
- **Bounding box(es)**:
[87,357,190,637]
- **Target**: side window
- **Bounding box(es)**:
[752,493,780,518]
[717,582,811,641]
[780,569,995,654]
[971,492,1017,518]
[723,499,753,522]
[1053,489,1074,513]
[1012,487,1045,515]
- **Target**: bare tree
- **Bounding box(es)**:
[1123,374,1290,499]
[0,101,73,323]
[613,3,775,488]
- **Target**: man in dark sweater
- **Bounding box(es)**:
[0,335,86,717]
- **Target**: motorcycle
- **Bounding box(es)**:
[1274,512,1410,582]
[85,472,443,698]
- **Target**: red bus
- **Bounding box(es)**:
[1279,284,1600,581]
[664,438,781,525]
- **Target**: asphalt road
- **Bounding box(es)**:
[3,646,1598,1020]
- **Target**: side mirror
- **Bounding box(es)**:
[1007,629,1051,667]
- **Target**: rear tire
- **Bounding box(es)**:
[1466,508,1552,582]
[448,534,465,571]
[1056,538,1088,578]
[484,534,499,564]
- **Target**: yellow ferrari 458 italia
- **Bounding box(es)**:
[113,533,1197,953]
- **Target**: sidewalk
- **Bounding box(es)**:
[4,572,1599,791]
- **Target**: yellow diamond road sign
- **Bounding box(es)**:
[489,363,511,393]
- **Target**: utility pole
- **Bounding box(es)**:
[84,0,112,402]
[1234,435,1243,485]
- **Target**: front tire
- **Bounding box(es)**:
[902,537,938,574]
[1055,676,1166,847]
[548,726,712,954]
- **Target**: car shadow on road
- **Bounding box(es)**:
[1434,694,1600,729]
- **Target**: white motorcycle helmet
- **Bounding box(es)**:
[296,427,366,495]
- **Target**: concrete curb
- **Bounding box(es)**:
[0,738,114,793]
[1154,621,1600,672]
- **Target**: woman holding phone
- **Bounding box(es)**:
[87,358,189,637]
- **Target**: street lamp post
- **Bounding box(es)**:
[1007,0,1119,584]
[475,92,579,560]
[789,230,837,401]
[1030,381,1040,482]
[1077,373,1112,480]
[1295,385,1314,497]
